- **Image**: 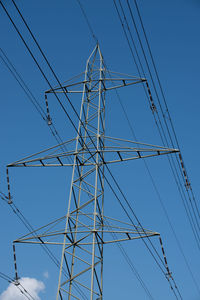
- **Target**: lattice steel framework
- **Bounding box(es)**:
[8,44,178,300]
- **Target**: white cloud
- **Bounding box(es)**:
[43,271,49,279]
[0,277,45,300]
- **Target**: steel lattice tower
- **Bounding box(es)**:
[8,44,178,300]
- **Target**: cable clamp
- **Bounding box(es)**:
[150,103,157,113]
[4,194,13,204]
[46,116,52,126]
[14,279,20,286]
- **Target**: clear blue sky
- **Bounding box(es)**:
[0,1,200,299]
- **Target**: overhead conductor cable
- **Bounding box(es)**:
[1,1,183,298]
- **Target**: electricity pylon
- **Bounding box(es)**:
[8,44,178,300]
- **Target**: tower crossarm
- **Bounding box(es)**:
[45,71,146,94]
[13,213,160,246]
[7,138,179,168]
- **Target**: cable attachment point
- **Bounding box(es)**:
[8,195,13,205]
[6,168,13,204]
[14,279,20,286]
[45,94,52,125]
[145,81,157,113]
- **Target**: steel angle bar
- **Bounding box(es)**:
[13,215,67,241]
[72,183,94,197]
[104,70,144,78]
[60,288,80,300]
[69,217,94,231]
[46,77,145,94]
[70,198,95,215]
[49,71,85,88]
[104,135,179,150]
[65,251,91,267]
[7,138,76,165]
[73,166,96,183]
[10,147,176,168]
[101,232,159,244]
[99,150,179,165]
[64,261,100,285]
[73,279,100,296]
[65,243,101,260]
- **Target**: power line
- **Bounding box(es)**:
[113,0,200,252]
[103,161,182,299]
[0,45,106,220]
[0,271,13,283]
[0,0,79,140]
[73,7,166,289]
[113,1,200,295]
[111,86,200,294]
[0,47,46,120]
[76,0,200,296]
[1,0,155,258]
[0,46,76,159]
[76,0,98,43]
[132,0,200,225]
[0,192,88,300]
[0,270,36,300]
[126,0,200,237]
[0,48,155,297]
[1,1,182,298]
[104,219,155,300]
[10,0,182,296]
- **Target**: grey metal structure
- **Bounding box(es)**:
[8,45,178,300]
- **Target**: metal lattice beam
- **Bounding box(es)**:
[8,44,179,300]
